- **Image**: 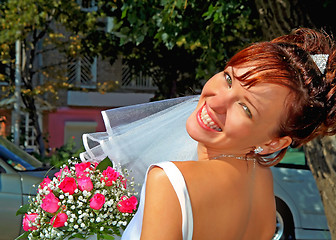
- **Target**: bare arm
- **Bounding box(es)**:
[140,166,183,240]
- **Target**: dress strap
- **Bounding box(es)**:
[154,162,193,240]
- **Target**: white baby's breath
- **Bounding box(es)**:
[20,158,138,240]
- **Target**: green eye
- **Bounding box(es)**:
[225,73,232,88]
[239,103,252,119]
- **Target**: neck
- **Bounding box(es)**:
[212,154,256,161]
[197,144,254,161]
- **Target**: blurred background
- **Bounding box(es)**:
[0,1,335,239]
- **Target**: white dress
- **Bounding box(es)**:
[121,161,193,240]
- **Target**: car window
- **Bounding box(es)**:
[277,147,309,169]
[0,137,42,171]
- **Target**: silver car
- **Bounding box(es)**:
[272,148,331,240]
[0,136,331,239]
[0,137,55,240]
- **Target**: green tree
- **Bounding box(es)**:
[0,0,261,156]
[102,0,261,98]
[0,0,116,156]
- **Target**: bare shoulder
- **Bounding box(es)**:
[172,160,245,190]
[172,160,276,240]
[140,165,182,240]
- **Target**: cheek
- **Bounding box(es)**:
[225,113,252,139]
[186,110,199,139]
[227,122,251,138]
[186,96,206,135]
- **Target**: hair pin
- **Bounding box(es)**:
[311,54,329,74]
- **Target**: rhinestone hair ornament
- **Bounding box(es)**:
[311,54,329,74]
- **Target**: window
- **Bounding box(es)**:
[22,112,42,152]
[67,55,97,89]
[11,111,42,152]
[77,0,98,11]
[277,147,309,169]
[64,121,97,150]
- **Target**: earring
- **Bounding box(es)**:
[254,146,263,154]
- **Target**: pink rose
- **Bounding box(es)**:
[100,166,120,186]
[77,176,93,192]
[50,212,68,228]
[22,213,38,231]
[54,166,70,179]
[41,192,60,213]
[59,177,77,195]
[75,162,91,178]
[119,175,127,189]
[89,193,105,210]
[117,196,138,213]
[39,177,51,189]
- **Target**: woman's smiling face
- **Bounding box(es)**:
[186,66,291,156]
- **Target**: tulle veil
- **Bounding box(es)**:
[80,95,199,191]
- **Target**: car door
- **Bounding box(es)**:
[0,158,23,240]
[272,148,329,231]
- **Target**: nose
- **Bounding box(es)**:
[208,86,237,115]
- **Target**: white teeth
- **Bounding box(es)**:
[200,106,222,131]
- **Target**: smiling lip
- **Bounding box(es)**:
[197,104,222,132]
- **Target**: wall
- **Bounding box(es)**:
[47,107,108,149]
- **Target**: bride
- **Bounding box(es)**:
[81,28,336,240]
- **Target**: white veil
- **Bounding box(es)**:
[80,95,199,189]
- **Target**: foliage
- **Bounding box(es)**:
[0,0,261,153]
[0,0,108,97]
[45,137,85,168]
[0,0,117,155]
[100,0,261,98]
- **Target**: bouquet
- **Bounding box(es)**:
[16,158,138,240]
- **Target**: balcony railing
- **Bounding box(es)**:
[121,66,158,91]
[67,56,97,89]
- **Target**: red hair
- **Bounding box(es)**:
[225,28,336,165]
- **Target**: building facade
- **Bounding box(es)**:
[0,1,158,153]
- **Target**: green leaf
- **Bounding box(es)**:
[16,204,30,216]
[135,35,145,45]
[101,234,115,240]
[15,231,29,240]
[69,233,86,239]
[96,158,113,171]
[121,7,128,19]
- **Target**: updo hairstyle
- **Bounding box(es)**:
[226,28,336,165]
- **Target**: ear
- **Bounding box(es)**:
[261,136,292,155]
